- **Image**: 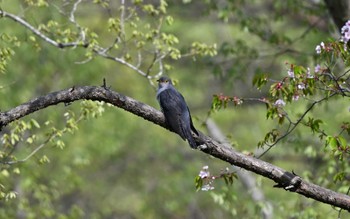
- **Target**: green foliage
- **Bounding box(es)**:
[211,94,243,111]
[206,0,350,217]
[24,0,48,7]
[0,33,20,74]
[212,27,350,186]
[252,73,268,90]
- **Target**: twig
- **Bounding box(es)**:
[258,92,337,158]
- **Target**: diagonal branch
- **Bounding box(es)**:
[0,9,83,48]
[258,93,337,158]
[0,9,149,77]
[0,85,350,211]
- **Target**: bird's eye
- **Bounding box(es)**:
[165,80,168,83]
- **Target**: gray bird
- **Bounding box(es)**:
[156,76,198,148]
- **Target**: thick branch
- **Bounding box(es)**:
[0,86,164,129]
[0,85,350,211]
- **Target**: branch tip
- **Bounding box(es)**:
[102,78,106,88]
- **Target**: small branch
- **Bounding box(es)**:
[0,9,148,77]
[97,52,148,77]
[69,0,82,24]
[8,140,47,164]
[0,10,61,48]
[0,85,349,211]
[119,0,126,41]
[4,115,84,165]
[258,93,337,158]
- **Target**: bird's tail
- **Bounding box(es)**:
[184,128,198,149]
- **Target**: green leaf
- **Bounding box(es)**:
[54,140,66,150]
[165,16,174,25]
[26,137,34,144]
[252,73,268,90]
[195,176,203,191]
[1,170,9,177]
[5,191,17,200]
[30,119,41,128]
[326,136,337,150]
[337,136,347,149]
[39,155,50,164]
[333,171,345,182]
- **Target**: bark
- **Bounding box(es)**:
[0,85,349,211]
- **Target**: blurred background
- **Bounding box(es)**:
[0,0,347,218]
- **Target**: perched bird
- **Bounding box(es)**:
[156,76,199,148]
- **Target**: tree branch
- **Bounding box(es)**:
[0,85,349,211]
[0,9,83,48]
[0,9,151,78]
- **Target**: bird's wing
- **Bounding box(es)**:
[188,108,199,135]
[157,88,186,139]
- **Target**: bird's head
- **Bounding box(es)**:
[157,76,173,88]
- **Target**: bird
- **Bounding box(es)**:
[156,76,199,148]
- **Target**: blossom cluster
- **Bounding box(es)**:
[274,63,325,107]
[315,42,325,54]
[316,20,350,53]
[340,20,350,50]
[198,166,215,191]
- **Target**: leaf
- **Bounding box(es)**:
[165,16,174,25]
[54,140,65,150]
[39,155,50,164]
[252,73,268,90]
[1,170,9,177]
[337,136,347,149]
[13,168,20,174]
[195,176,203,191]
[26,137,34,144]
[5,191,17,200]
[30,119,41,128]
[326,136,337,150]
[333,171,345,183]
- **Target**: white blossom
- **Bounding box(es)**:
[298,83,306,90]
[341,20,350,50]
[274,99,286,106]
[315,45,322,54]
[292,95,299,101]
[314,64,321,74]
[201,184,215,191]
[287,69,294,78]
[199,170,209,178]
